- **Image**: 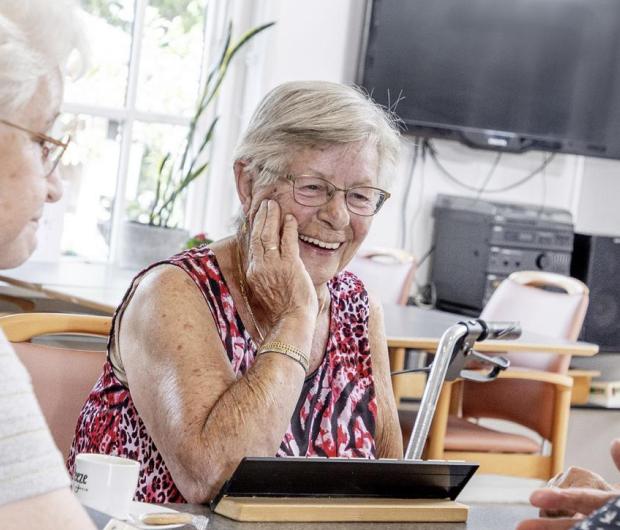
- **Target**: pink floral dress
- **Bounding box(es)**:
[68,246,377,503]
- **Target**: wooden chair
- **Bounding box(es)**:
[0,312,112,457]
[425,271,589,480]
[0,292,35,315]
[346,246,417,305]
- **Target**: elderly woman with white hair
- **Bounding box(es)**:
[70,80,404,503]
[0,1,94,528]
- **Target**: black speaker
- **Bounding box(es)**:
[571,233,620,352]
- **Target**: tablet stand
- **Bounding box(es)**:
[405,319,519,459]
[211,319,520,523]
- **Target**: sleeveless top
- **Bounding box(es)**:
[571,496,620,530]
[67,246,377,503]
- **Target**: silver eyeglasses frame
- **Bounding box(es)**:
[0,118,70,176]
[284,173,391,216]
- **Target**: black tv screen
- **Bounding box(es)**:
[359,0,620,159]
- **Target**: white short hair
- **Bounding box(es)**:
[234,81,402,190]
[0,0,87,116]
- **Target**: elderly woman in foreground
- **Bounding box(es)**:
[0,1,95,528]
[70,80,403,503]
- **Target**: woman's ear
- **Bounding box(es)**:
[234,160,253,216]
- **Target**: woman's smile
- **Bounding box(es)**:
[298,234,343,251]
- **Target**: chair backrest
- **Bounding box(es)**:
[346,247,416,305]
[0,313,112,457]
[462,271,589,438]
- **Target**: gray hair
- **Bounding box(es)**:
[233,80,402,190]
[0,0,87,117]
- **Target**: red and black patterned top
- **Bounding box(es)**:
[67,246,377,503]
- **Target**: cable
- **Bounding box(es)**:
[408,138,426,248]
[474,151,503,200]
[488,152,555,193]
[427,139,482,192]
[416,244,435,270]
[400,140,420,248]
[539,151,548,215]
[391,367,431,376]
[408,141,437,307]
[427,139,556,194]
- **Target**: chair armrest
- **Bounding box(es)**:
[495,368,573,389]
[0,312,112,341]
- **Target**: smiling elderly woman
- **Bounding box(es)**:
[69,80,403,504]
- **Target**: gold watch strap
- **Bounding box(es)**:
[258,341,309,373]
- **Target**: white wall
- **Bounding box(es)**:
[201,0,620,290]
[200,0,365,238]
[576,157,620,236]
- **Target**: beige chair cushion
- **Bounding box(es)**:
[444,416,540,454]
[14,342,105,458]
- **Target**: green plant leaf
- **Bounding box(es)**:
[202,22,275,112]
[156,161,210,222]
[149,152,172,224]
[186,117,219,176]
[141,19,274,228]
[179,24,232,176]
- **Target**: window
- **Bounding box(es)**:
[58,0,208,261]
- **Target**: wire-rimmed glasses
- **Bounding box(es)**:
[284,173,391,216]
[0,119,71,177]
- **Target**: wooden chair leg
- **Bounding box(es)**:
[550,382,573,477]
[389,347,406,405]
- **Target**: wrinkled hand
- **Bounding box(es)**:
[516,487,620,530]
[517,439,620,529]
[245,199,318,324]
[540,466,615,517]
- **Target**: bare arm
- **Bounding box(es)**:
[0,489,97,530]
[368,295,403,459]
[121,201,318,503]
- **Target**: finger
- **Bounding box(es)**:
[516,517,583,530]
[280,214,300,259]
[547,471,566,488]
[546,466,611,490]
[611,439,620,473]
[539,508,576,518]
[530,487,618,516]
[260,200,281,254]
[249,200,268,261]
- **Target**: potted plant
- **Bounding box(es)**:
[118,20,274,269]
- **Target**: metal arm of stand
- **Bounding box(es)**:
[404,319,520,460]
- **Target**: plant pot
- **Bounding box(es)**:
[117,221,189,270]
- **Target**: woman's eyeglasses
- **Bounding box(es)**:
[284,173,391,216]
[0,119,71,177]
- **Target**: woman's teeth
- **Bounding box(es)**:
[299,234,341,250]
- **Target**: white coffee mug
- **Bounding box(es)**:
[72,453,140,520]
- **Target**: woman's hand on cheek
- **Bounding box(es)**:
[246,200,318,324]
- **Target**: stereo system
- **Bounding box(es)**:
[429,195,620,352]
[571,233,620,352]
[430,195,574,315]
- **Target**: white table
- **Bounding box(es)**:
[0,260,135,314]
[0,261,599,358]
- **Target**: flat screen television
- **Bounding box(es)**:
[358,0,620,159]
